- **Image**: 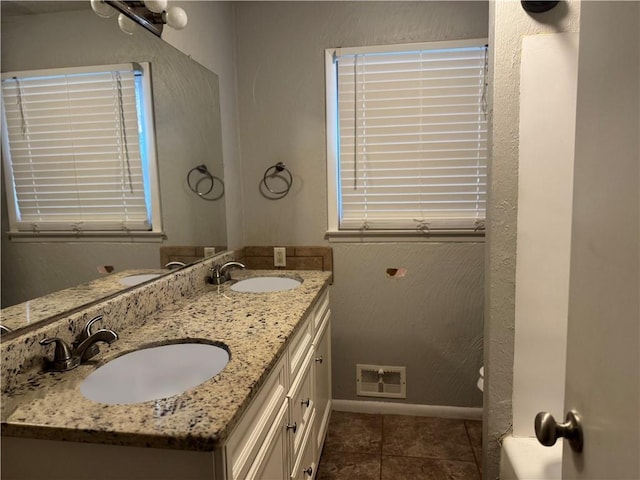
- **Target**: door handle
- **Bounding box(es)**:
[534,410,583,453]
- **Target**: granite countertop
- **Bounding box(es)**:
[1,269,169,332]
[1,270,332,451]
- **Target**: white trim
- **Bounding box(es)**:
[138,62,163,234]
[1,63,142,80]
[8,230,166,243]
[334,38,488,57]
[326,229,485,243]
[325,50,340,233]
[332,399,483,420]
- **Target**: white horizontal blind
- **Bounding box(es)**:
[1,65,151,232]
[335,41,488,231]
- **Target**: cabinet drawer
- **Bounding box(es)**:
[288,315,313,382]
[225,355,287,480]
[288,351,314,459]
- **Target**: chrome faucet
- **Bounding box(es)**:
[72,315,105,360]
[40,324,118,372]
[209,261,245,285]
[74,329,119,361]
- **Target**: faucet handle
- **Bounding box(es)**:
[40,337,80,371]
[83,315,103,337]
[74,315,104,360]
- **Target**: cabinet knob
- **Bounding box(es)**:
[315,356,323,364]
[303,466,313,477]
[301,398,310,407]
[286,422,297,433]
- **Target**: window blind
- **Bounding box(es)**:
[333,41,488,231]
[1,64,152,232]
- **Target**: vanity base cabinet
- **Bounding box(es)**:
[1,436,222,480]
[2,289,332,480]
[233,288,332,480]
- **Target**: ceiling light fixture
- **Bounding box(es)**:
[91,0,188,37]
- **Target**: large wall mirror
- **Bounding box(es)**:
[0,1,227,336]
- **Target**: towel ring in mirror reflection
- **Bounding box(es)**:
[187,165,225,201]
[261,162,292,199]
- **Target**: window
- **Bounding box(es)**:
[1,63,161,237]
[325,40,488,235]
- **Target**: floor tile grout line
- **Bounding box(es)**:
[464,420,482,478]
[379,414,384,480]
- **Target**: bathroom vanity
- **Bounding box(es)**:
[1,256,332,480]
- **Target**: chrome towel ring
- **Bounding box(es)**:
[187,164,224,201]
[262,162,292,199]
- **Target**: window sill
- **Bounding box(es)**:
[7,231,166,243]
[325,229,485,243]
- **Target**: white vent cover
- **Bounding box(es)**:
[356,364,406,399]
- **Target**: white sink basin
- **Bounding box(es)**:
[119,273,163,287]
[80,343,229,405]
[230,277,301,293]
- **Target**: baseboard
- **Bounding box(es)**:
[332,399,483,420]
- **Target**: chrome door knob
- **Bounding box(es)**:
[534,410,583,453]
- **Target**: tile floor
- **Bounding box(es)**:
[316,411,482,480]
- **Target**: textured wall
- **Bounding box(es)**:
[484,2,581,478]
[332,243,484,406]
[163,2,245,250]
[235,1,489,245]
[234,1,488,408]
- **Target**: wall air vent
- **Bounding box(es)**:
[356,364,406,399]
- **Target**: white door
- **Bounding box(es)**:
[561,2,639,478]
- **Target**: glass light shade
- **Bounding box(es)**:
[90,0,115,18]
[117,13,137,35]
[143,0,168,14]
[164,6,188,30]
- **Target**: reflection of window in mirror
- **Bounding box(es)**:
[0,62,162,238]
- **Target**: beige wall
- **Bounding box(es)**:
[234,1,488,408]
[163,2,245,250]
[484,2,581,478]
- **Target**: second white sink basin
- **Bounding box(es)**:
[80,342,229,405]
[231,277,301,293]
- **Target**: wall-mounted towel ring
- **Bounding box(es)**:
[187,164,225,201]
[261,162,292,199]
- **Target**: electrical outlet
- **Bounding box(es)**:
[274,247,286,267]
[203,247,216,257]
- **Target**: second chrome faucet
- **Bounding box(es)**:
[40,315,118,372]
[209,261,245,285]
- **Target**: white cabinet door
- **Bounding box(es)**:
[313,315,331,454]
[288,352,315,460]
[249,402,290,480]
